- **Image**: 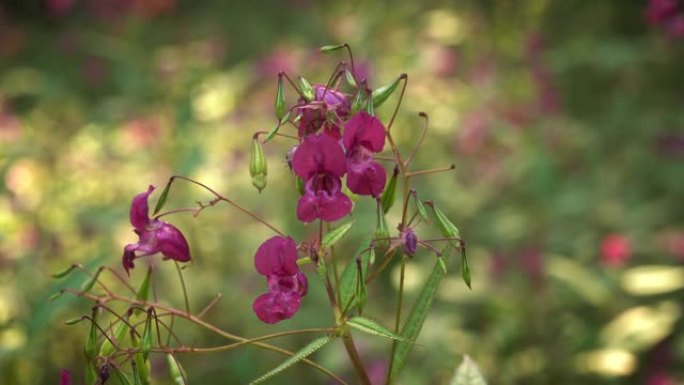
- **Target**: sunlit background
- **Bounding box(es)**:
[1,0,683,384]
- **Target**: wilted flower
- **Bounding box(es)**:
[253,236,308,324]
[401,228,418,255]
[292,134,352,222]
[122,185,191,274]
[343,112,387,197]
[297,85,350,139]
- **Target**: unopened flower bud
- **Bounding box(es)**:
[401,228,418,256]
[275,74,286,121]
[249,138,268,193]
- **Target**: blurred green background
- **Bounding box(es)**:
[1,0,684,384]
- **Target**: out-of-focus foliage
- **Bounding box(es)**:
[0,0,683,384]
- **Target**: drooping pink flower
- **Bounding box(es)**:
[253,236,308,324]
[296,85,350,139]
[600,233,631,267]
[292,134,352,222]
[122,185,191,274]
[342,112,387,197]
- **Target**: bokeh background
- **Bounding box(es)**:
[1,0,684,384]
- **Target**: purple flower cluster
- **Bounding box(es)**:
[291,84,387,223]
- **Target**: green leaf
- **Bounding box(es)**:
[355,256,367,314]
[450,355,487,385]
[366,95,375,116]
[339,235,374,313]
[461,248,471,289]
[250,336,332,384]
[299,76,315,102]
[321,221,355,249]
[381,167,399,214]
[390,258,447,381]
[429,202,460,243]
[167,354,185,385]
[275,75,286,120]
[86,363,97,385]
[344,67,357,88]
[372,76,402,108]
[52,264,78,279]
[100,320,129,357]
[264,111,291,143]
[136,267,153,302]
[112,365,134,385]
[413,193,429,222]
[141,312,153,360]
[347,317,405,341]
[79,267,103,293]
[319,44,345,53]
[153,179,172,216]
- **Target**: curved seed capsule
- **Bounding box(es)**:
[372,75,402,108]
[381,166,399,214]
[374,201,390,248]
[167,354,186,385]
[275,74,286,121]
[249,139,268,193]
[319,44,345,53]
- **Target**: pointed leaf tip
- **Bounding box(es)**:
[451,355,487,385]
[250,336,332,384]
[153,180,172,216]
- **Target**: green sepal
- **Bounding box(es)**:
[321,221,355,249]
[299,76,315,102]
[275,74,286,121]
[372,76,402,108]
[381,167,399,214]
[153,179,172,216]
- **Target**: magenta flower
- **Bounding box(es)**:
[342,112,387,197]
[253,236,308,324]
[297,85,350,139]
[122,185,191,274]
[646,0,679,24]
[292,134,352,222]
[59,369,71,385]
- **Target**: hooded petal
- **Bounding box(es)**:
[343,112,386,153]
[252,291,302,324]
[122,244,138,274]
[130,185,154,229]
[155,221,192,263]
[292,134,347,179]
[346,160,387,197]
[296,180,352,223]
[254,236,299,277]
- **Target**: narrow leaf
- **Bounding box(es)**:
[141,312,153,360]
[390,258,447,380]
[264,111,291,143]
[372,76,401,108]
[112,366,134,385]
[52,264,78,279]
[355,256,367,313]
[381,167,399,214]
[299,76,315,102]
[100,321,129,357]
[319,44,345,53]
[250,336,332,384]
[275,75,286,120]
[461,248,471,289]
[153,179,172,216]
[451,355,487,385]
[321,221,355,249]
[429,202,460,243]
[338,235,374,313]
[135,267,153,302]
[347,317,404,341]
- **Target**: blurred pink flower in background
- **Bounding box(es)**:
[46,0,75,16]
[600,233,631,267]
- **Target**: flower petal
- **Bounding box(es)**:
[130,185,154,229]
[155,222,192,263]
[296,188,352,223]
[254,236,299,277]
[122,244,138,274]
[343,112,386,153]
[346,160,387,197]
[292,134,347,179]
[252,291,302,324]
